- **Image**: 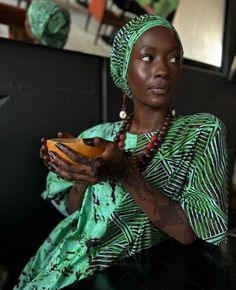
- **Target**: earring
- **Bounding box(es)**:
[119,93,127,119]
[171,96,176,116]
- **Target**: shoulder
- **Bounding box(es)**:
[174,113,226,134]
[167,113,227,151]
[78,121,123,141]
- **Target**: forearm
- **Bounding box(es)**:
[120,168,196,245]
[67,183,88,214]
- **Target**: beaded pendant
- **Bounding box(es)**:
[114,109,173,172]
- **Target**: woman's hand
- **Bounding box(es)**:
[48,138,132,184]
[39,131,74,170]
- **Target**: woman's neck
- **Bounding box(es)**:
[129,106,169,134]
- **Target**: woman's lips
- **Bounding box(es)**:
[149,84,169,95]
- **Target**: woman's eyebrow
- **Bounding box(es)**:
[139,45,181,51]
[138,46,156,52]
[137,47,181,56]
[170,46,181,51]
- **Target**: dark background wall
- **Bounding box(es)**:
[0,39,104,283]
[0,0,235,286]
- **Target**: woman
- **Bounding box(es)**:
[24,0,70,49]
[14,14,228,289]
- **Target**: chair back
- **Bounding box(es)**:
[0,3,26,27]
[88,0,107,22]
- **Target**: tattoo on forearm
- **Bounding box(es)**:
[71,184,86,197]
[153,200,184,228]
[72,186,80,196]
[124,173,185,228]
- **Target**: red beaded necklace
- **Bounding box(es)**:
[114,109,173,172]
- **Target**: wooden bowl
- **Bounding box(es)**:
[47,138,103,164]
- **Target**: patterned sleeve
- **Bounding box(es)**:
[41,171,73,216]
[180,115,228,245]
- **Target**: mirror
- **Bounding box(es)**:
[0,0,228,70]
[0,0,113,57]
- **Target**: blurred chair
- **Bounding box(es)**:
[76,0,89,8]
[84,0,126,45]
[0,2,26,27]
[17,0,31,8]
[0,2,30,42]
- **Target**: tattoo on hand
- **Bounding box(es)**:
[91,156,128,179]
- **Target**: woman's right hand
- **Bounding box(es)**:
[48,138,133,184]
[40,131,74,170]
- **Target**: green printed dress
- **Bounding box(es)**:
[14,113,228,289]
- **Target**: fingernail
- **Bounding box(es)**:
[48,165,54,171]
[55,143,64,150]
[48,161,55,169]
[48,151,56,158]
[83,138,95,146]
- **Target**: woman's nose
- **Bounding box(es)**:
[153,61,169,78]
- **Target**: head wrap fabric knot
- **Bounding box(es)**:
[28,0,70,48]
[110,14,183,97]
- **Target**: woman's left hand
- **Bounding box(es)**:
[48,138,131,184]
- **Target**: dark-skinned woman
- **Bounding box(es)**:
[14,14,228,290]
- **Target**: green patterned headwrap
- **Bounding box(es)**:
[28,0,70,48]
[110,14,183,97]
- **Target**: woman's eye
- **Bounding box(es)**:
[170,55,181,63]
[141,55,152,62]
